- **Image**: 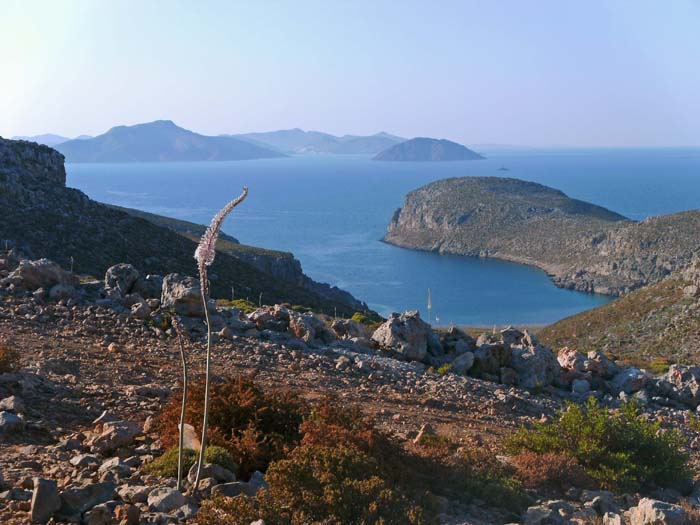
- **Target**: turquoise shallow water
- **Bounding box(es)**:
[66,148,700,325]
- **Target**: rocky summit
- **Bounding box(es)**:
[0,137,365,316]
[373,137,485,161]
[384,176,700,295]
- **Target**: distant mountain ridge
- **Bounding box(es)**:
[373,137,484,161]
[56,120,285,163]
[230,128,405,154]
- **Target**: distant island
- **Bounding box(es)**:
[229,128,405,155]
[373,137,484,161]
[384,176,700,295]
[55,120,285,163]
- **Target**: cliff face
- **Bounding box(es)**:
[384,176,700,296]
[0,137,366,314]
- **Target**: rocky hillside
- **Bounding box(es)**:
[385,176,700,295]
[56,121,285,162]
[373,138,484,161]
[0,137,365,315]
[540,258,700,368]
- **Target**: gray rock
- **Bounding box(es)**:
[116,484,152,504]
[88,420,140,453]
[69,454,101,468]
[49,283,79,301]
[371,311,442,362]
[187,462,236,484]
[472,343,511,375]
[611,367,650,394]
[147,487,186,513]
[662,364,700,408]
[511,343,560,390]
[30,478,61,524]
[130,302,152,320]
[104,263,140,296]
[6,258,78,290]
[211,481,249,498]
[97,457,132,477]
[0,410,24,433]
[0,395,24,413]
[330,318,373,340]
[289,312,336,345]
[56,482,116,522]
[629,498,684,525]
[132,274,163,300]
[572,378,591,394]
[161,273,208,317]
[450,351,475,375]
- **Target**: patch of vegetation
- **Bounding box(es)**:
[145,446,236,477]
[155,374,307,478]
[436,363,452,376]
[350,311,383,330]
[0,345,20,374]
[506,397,690,491]
[416,433,452,449]
[217,298,257,314]
[510,451,594,491]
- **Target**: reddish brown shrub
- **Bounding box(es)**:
[155,373,307,478]
[0,345,20,374]
[511,451,595,491]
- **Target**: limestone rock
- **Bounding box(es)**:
[161,273,207,317]
[104,264,140,297]
[56,482,116,522]
[30,478,61,524]
[371,311,442,362]
[6,259,77,290]
[147,487,186,513]
[629,498,684,525]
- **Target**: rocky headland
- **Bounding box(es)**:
[385,176,700,296]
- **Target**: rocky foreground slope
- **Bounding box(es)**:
[3,253,700,523]
[0,137,365,316]
[385,177,700,295]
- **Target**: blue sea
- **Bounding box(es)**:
[66,148,700,326]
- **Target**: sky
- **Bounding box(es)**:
[1,0,699,147]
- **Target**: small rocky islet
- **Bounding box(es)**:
[3,137,700,524]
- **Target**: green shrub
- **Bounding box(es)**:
[268,445,425,524]
[145,445,236,477]
[506,397,690,491]
[217,298,257,314]
[436,363,452,376]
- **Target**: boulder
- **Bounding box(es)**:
[147,487,186,513]
[371,311,442,362]
[6,258,77,290]
[187,462,236,484]
[572,378,591,394]
[500,326,525,346]
[30,478,61,524]
[104,264,139,296]
[161,273,208,317]
[88,420,141,454]
[56,482,116,522]
[662,364,700,408]
[289,313,335,345]
[511,343,560,390]
[49,283,79,301]
[249,306,289,332]
[557,347,587,372]
[0,395,24,413]
[131,274,163,300]
[440,326,477,354]
[330,319,373,340]
[587,351,620,379]
[116,485,152,504]
[610,368,650,394]
[130,302,152,320]
[629,498,684,525]
[472,343,511,376]
[450,351,475,375]
[0,411,24,433]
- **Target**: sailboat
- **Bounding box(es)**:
[427,288,432,324]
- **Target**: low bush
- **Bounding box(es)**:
[197,446,426,525]
[510,451,594,491]
[0,345,20,374]
[506,397,690,491]
[155,374,307,478]
[436,363,452,376]
[145,445,236,477]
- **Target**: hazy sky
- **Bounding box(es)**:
[2,0,699,146]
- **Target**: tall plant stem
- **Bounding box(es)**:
[193,284,212,492]
[176,331,188,491]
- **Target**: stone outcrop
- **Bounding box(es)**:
[371,311,442,362]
